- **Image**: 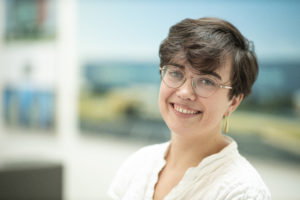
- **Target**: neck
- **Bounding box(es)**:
[166,130,228,170]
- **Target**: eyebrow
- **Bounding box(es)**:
[168,62,222,81]
[200,70,222,80]
[168,63,185,69]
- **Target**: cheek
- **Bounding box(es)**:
[158,83,173,113]
[159,82,171,101]
[203,96,230,120]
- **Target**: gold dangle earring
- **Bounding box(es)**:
[224,115,230,134]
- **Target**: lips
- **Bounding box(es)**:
[171,103,202,115]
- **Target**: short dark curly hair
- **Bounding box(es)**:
[159,17,258,99]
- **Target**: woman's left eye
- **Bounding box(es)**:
[200,78,216,87]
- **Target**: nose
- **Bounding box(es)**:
[176,78,197,101]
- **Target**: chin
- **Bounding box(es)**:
[166,121,198,137]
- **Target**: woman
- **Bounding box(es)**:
[108,17,271,200]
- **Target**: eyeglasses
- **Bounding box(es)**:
[160,65,232,98]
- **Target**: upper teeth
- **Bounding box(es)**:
[174,105,198,114]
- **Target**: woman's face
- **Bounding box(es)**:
[158,56,242,138]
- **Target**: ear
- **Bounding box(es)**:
[225,94,244,116]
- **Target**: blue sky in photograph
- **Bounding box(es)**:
[78,0,300,62]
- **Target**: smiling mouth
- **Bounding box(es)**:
[171,103,202,115]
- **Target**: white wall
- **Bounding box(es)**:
[0,0,81,199]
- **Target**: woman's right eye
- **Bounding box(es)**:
[168,70,183,79]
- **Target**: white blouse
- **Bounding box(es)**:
[107,137,271,200]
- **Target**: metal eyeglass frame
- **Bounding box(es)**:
[159,65,233,97]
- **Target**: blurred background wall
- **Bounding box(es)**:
[0,0,300,200]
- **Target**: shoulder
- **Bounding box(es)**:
[224,181,271,200]
[107,142,169,199]
[119,142,168,169]
[220,154,271,200]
